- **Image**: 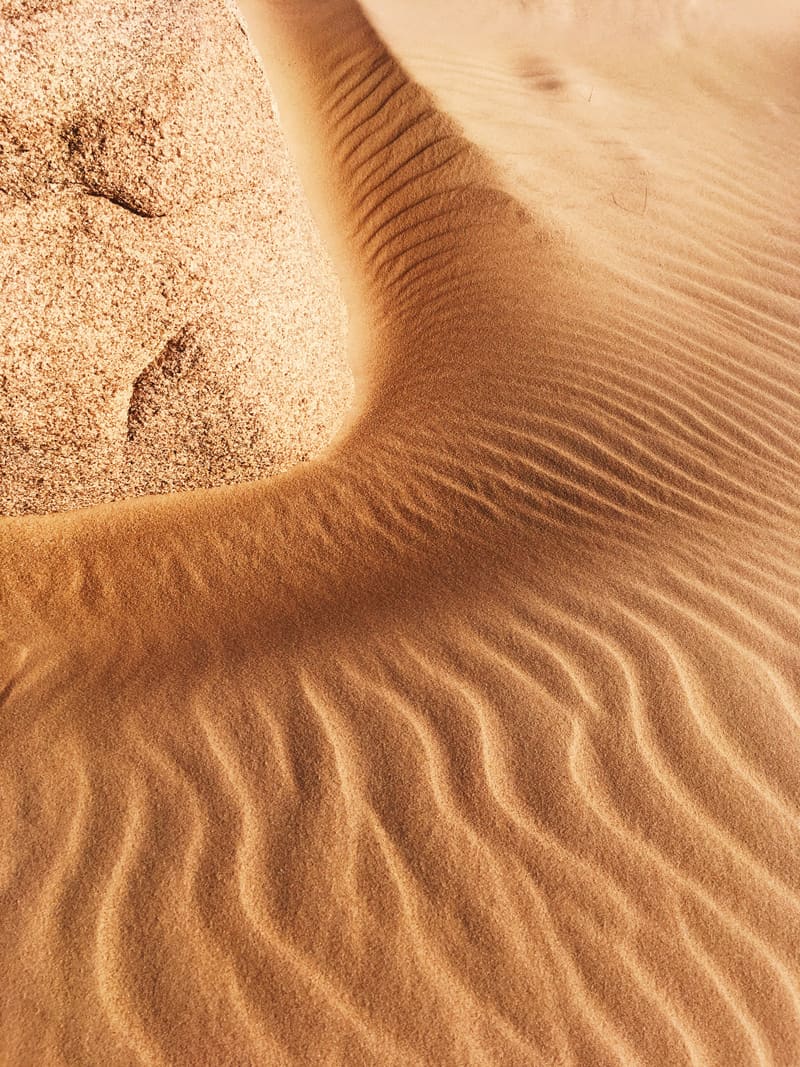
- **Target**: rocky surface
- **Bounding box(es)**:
[0,0,352,515]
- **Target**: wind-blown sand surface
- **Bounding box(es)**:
[2,0,800,1063]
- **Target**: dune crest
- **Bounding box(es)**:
[2,0,800,1063]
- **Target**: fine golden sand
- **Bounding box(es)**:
[2,1,800,1064]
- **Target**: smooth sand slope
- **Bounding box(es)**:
[2,0,800,1063]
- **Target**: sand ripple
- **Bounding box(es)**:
[2,0,800,1063]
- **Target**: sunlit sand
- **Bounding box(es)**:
[1,1,799,1063]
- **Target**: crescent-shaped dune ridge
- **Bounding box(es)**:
[1,0,800,1064]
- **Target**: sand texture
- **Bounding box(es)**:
[1,0,800,1064]
[0,0,352,516]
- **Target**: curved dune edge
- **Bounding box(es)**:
[2,1,800,1064]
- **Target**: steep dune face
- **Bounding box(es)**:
[2,1,800,1064]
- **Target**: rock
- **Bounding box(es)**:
[0,0,352,515]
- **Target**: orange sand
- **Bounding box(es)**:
[1,1,799,1064]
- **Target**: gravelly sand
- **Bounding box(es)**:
[1,1,799,1064]
[0,0,352,515]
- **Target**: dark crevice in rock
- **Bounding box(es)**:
[81,189,167,219]
[0,178,251,216]
[126,325,197,441]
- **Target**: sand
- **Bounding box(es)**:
[0,0,352,515]
[1,0,800,1064]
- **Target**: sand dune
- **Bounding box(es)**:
[2,0,800,1063]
